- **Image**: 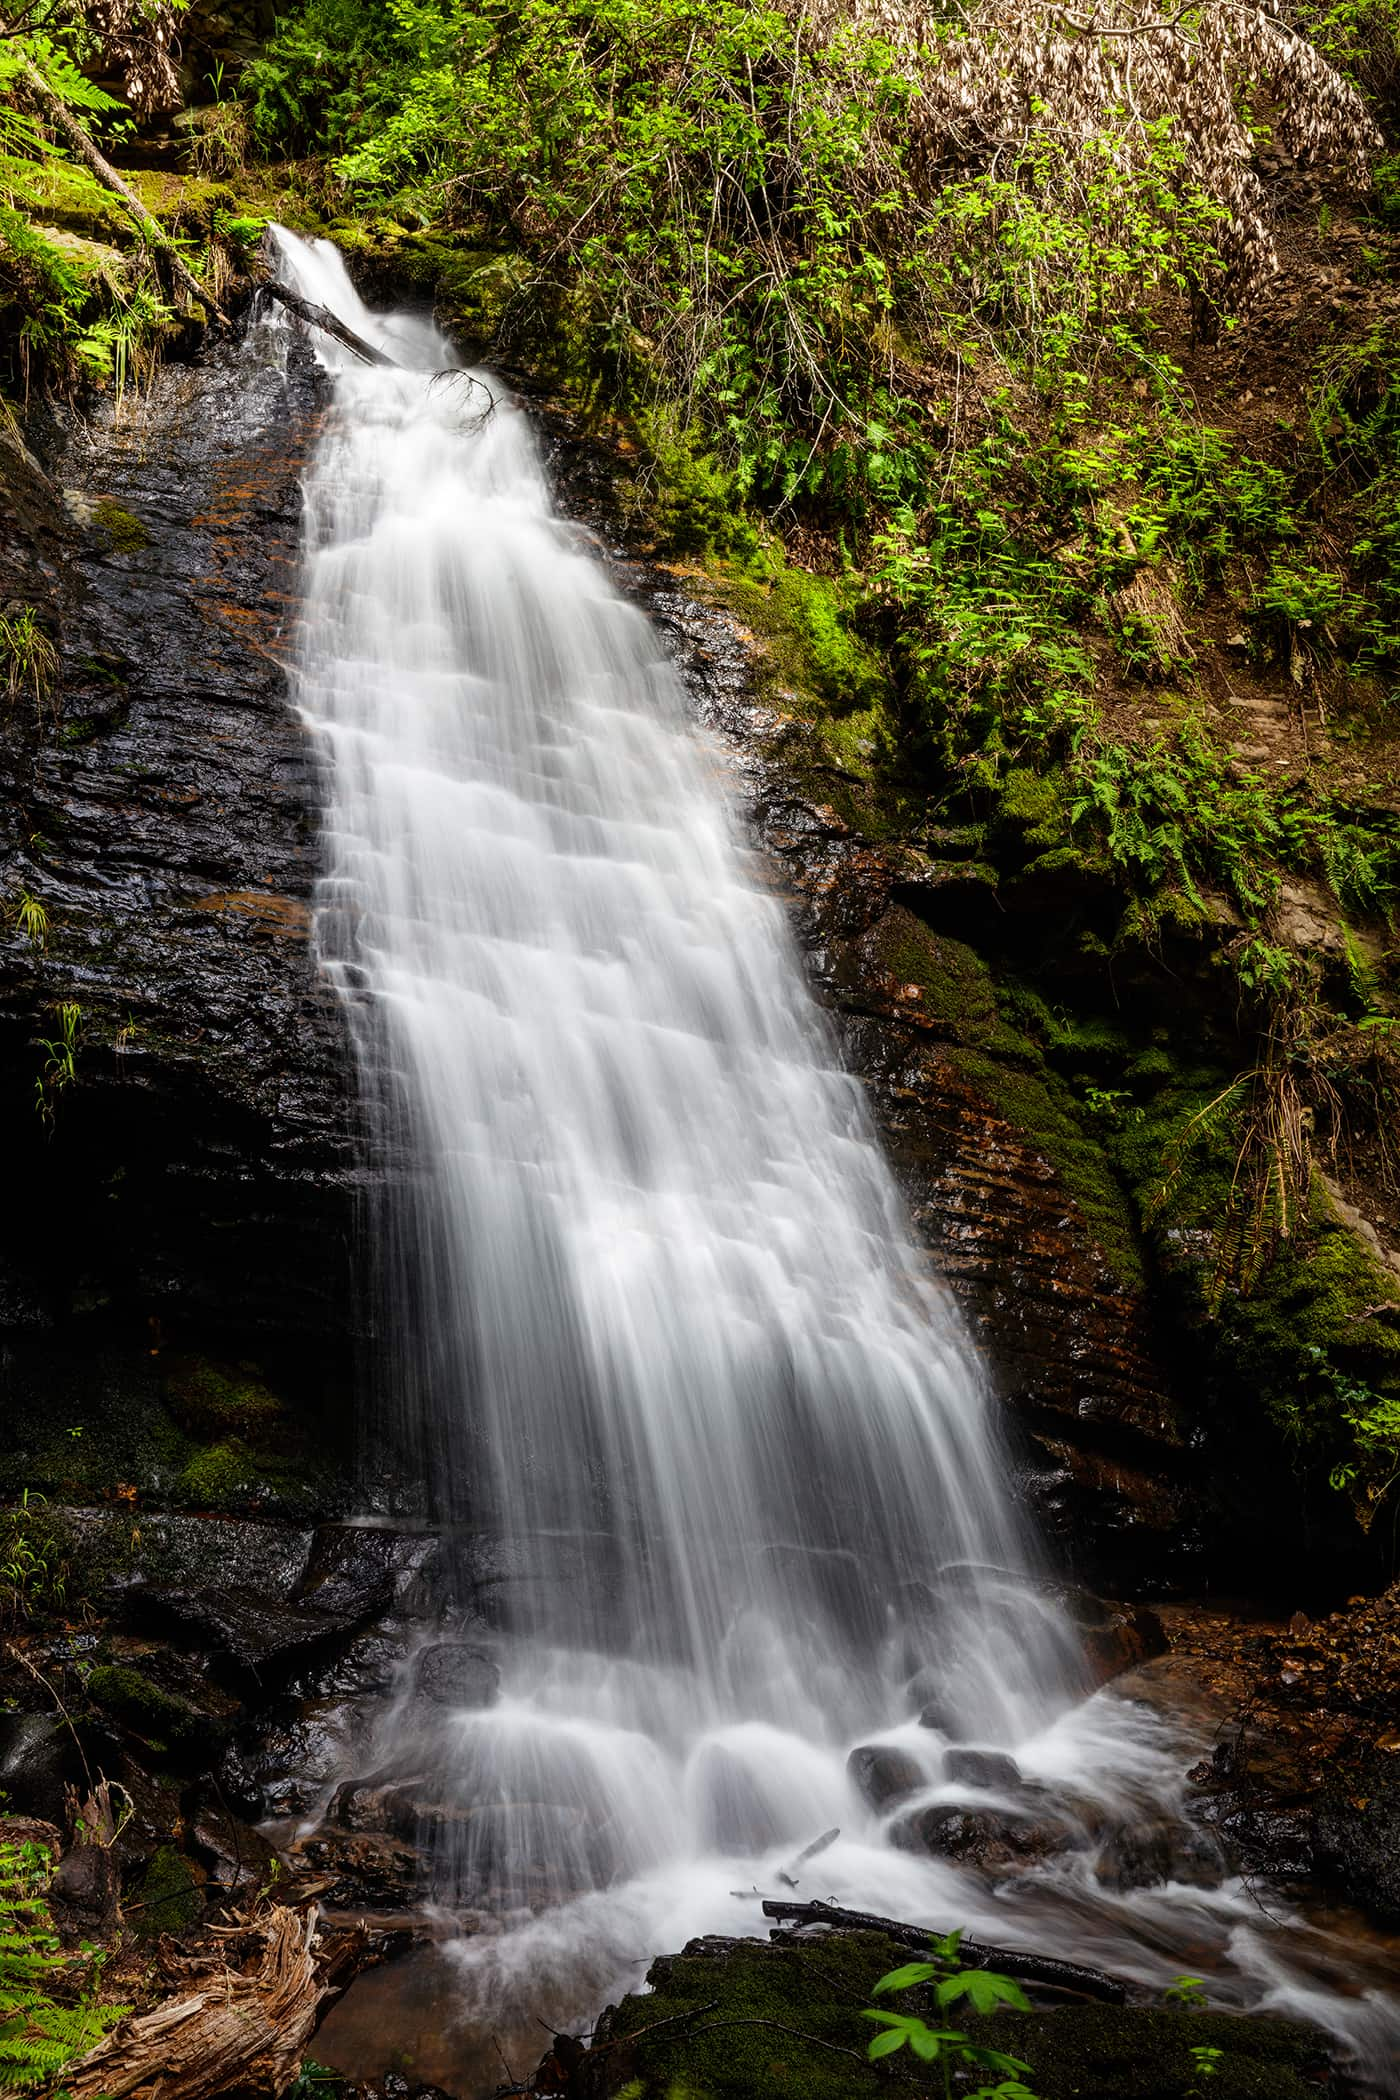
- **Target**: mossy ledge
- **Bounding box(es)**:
[595,1932,1334,2100]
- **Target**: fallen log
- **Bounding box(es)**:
[760,1898,1129,2004]
[256,280,398,368]
[4,30,226,323]
[59,1903,372,2100]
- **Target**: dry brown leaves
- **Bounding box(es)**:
[85,0,183,115]
[802,0,1382,303]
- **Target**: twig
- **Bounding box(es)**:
[684,2017,866,2064]
[255,281,397,368]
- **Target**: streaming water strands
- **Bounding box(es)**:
[269,230,1400,2089]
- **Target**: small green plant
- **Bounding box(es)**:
[189,60,251,178]
[9,889,49,950]
[34,1001,80,1127]
[861,1931,1040,2099]
[0,1491,68,1625]
[1163,1975,1210,2009]
[0,1837,128,2090]
[0,609,57,709]
[288,2062,343,2100]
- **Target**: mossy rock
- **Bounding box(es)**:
[86,1664,202,1751]
[0,1341,343,1522]
[128,1842,202,1936]
[91,500,150,555]
[997,765,1074,850]
[163,1356,285,1438]
[867,913,1145,1293]
[600,1933,1332,2100]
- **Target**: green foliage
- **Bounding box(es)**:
[0,1493,68,1626]
[0,4,210,394]
[35,1002,80,1128]
[862,1932,1039,2100]
[7,889,48,950]
[0,610,57,709]
[288,2063,344,2100]
[1295,0,1400,108]
[0,1839,128,2091]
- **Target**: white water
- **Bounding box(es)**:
[270,230,1400,2090]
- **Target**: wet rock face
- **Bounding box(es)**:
[0,319,356,1366]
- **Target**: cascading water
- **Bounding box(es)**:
[267,230,1400,2090]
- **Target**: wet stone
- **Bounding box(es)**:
[943,1747,1022,1791]
[892,1800,1072,1872]
[0,1713,86,1824]
[1080,1602,1169,1689]
[220,1695,365,1819]
[413,1642,501,1710]
[1094,1818,1226,1893]
[126,1583,353,1680]
[846,1744,926,1812]
[188,1786,281,1891]
[295,1525,444,1624]
[293,1827,423,1910]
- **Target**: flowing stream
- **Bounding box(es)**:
[268,229,1400,2091]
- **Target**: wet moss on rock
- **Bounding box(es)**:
[90,500,150,554]
[128,1841,202,1936]
[86,1664,201,1750]
[598,1933,1332,2100]
[0,1343,342,1520]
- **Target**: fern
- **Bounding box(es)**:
[0,1843,127,2092]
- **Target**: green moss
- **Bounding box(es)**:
[0,1343,340,1522]
[998,766,1072,849]
[952,1045,1147,1292]
[91,500,150,554]
[86,1665,200,1749]
[601,1933,1329,2100]
[762,568,884,714]
[164,1356,285,1437]
[1117,1076,1400,1497]
[176,1437,271,1507]
[128,1843,202,1937]
[865,912,1146,1291]
[620,408,760,562]
[703,561,896,799]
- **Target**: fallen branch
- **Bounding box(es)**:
[760,1899,1128,2004]
[5,33,225,322]
[256,280,399,368]
[58,1904,371,2100]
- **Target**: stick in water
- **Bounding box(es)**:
[760,1898,1129,2004]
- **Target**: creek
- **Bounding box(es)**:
[265,230,1400,2095]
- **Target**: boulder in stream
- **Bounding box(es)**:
[846,1744,925,1812]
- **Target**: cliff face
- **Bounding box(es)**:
[0,321,355,1389]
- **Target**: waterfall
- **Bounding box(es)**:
[268,230,1400,2086]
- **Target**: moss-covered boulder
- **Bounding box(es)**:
[594,1933,1335,2100]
